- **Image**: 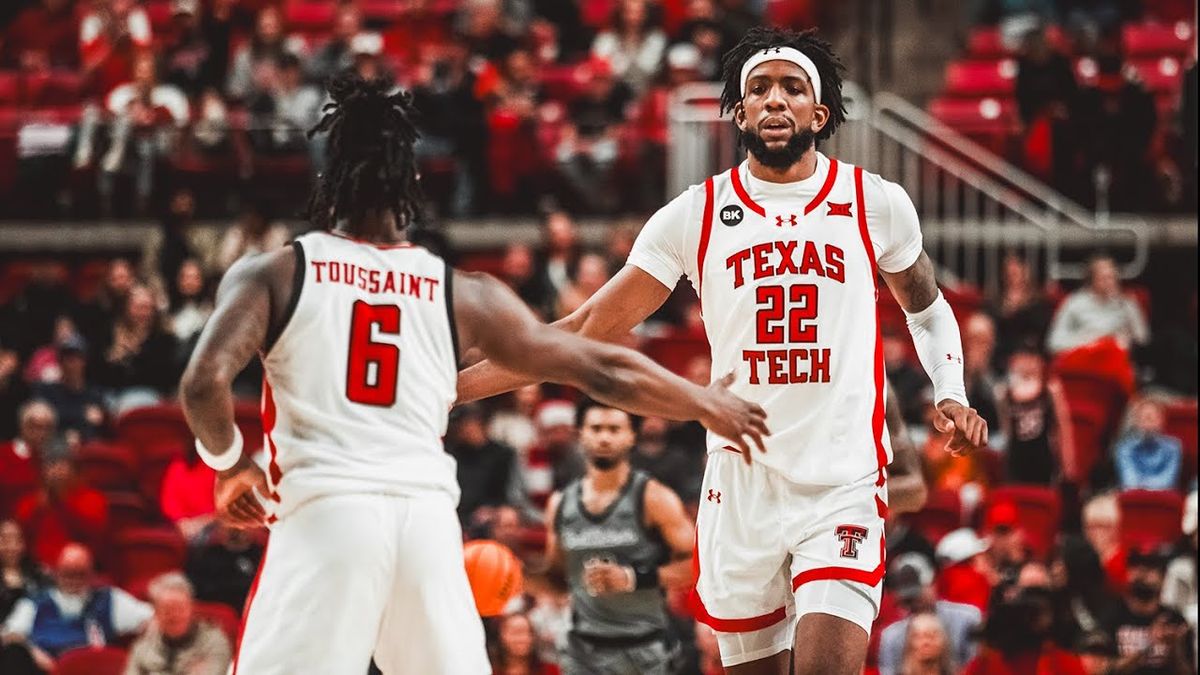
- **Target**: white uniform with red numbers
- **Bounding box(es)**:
[233,230,489,675]
[628,153,923,666]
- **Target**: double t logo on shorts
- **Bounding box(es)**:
[835,525,868,559]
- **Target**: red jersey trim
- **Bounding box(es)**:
[689,533,789,632]
[804,158,839,215]
[261,377,282,503]
[853,166,889,486]
[326,230,417,249]
[729,165,766,217]
[231,540,269,675]
[696,177,715,312]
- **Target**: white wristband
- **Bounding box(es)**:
[195,427,244,472]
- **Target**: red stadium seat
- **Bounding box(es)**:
[1119,489,1184,550]
[105,492,152,532]
[909,489,963,546]
[286,1,338,34]
[76,442,140,492]
[22,71,85,107]
[52,647,127,675]
[1122,21,1195,58]
[112,527,186,585]
[72,259,111,302]
[145,1,174,33]
[116,404,192,453]
[944,59,1018,98]
[1163,399,1198,483]
[642,334,711,377]
[966,25,1068,58]
[927,96,1018,156]
[1128,57,1186,95]
[987,485,1061,559]
[0,71,18,105]
[235,400,264,452]
[194,601,240,644]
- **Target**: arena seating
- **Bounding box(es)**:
[75,442,141,494]
[1118,488,1185,549]
[987,485,1062,559]
[52,647,128,675]
[111,527,187,587]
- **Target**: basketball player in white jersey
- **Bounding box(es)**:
[178,73,768,675]
[457,27,988,674]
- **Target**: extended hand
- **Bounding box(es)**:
[214,456,269,529]
[934,400,988,456]
[699,372,770,466]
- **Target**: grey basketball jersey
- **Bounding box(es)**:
[556,470,670,639]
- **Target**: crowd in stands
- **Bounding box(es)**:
[938,0,1197,211]
[0,0,824,219]
[0,195,1196,673]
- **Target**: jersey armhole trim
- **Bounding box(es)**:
[444,261,461,368]
[633,470,650,528]
[263,240,306,355]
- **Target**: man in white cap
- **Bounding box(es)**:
[457,25,987,673]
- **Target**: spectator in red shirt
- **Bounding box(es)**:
[14,443,109,568]
[0,401,57,519]
[935,528,999,613]
[1,0,80,70]
[79,0,153,97]
[159,445,216,543]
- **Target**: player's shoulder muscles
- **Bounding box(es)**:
[218,245,300,343]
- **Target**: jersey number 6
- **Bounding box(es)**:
[346,300,401,406]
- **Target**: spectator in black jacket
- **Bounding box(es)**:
[92,284,179,408]
[1015,24,1079,195]
[446,404,531,525]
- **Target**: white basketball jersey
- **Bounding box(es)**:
[259,231,460,520]
[628,153,925,487]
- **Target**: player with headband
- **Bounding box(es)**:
[457,26,986,674]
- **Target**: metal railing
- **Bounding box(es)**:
[668,82,1151,293]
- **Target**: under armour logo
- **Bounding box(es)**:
[707,489,722,504]
[827,202,853,217]
[835,525,868,559]
[767,47,783,55]
[946,353,963,364]
[774,214,798,227]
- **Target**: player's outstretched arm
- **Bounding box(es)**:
[181,248,294,528]
[453,271,769,460]
[455,265,672,403]
[883,383,927,515]
[881,252,987,455]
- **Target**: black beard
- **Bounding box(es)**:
[739,127,815,169]
[588,456,621,471]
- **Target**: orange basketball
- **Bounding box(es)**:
[463,539,524,617]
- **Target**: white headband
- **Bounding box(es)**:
[739,46,822,104]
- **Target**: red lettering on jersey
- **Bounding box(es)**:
[798,241,825,277]
[425,278,440,302]
[312,261,327,282]
[328,262,340,283]
[751,243,773,281]
[743,348,833,384]
[774,241,799,275]
[825,245,845,283]
[368,270,381,294]
[743,350,766,384]
[382,271,397,294]
[726,249,751,289]
[405,273,422,298]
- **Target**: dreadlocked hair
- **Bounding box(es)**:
[306,71,424,230]
[719,26,848,142]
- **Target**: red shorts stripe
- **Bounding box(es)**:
[689,528,789,633]
[853,166,888,485]
[231,540,270,675]
[791,536,887,591]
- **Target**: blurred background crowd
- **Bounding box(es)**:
[0,0,1196,674]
